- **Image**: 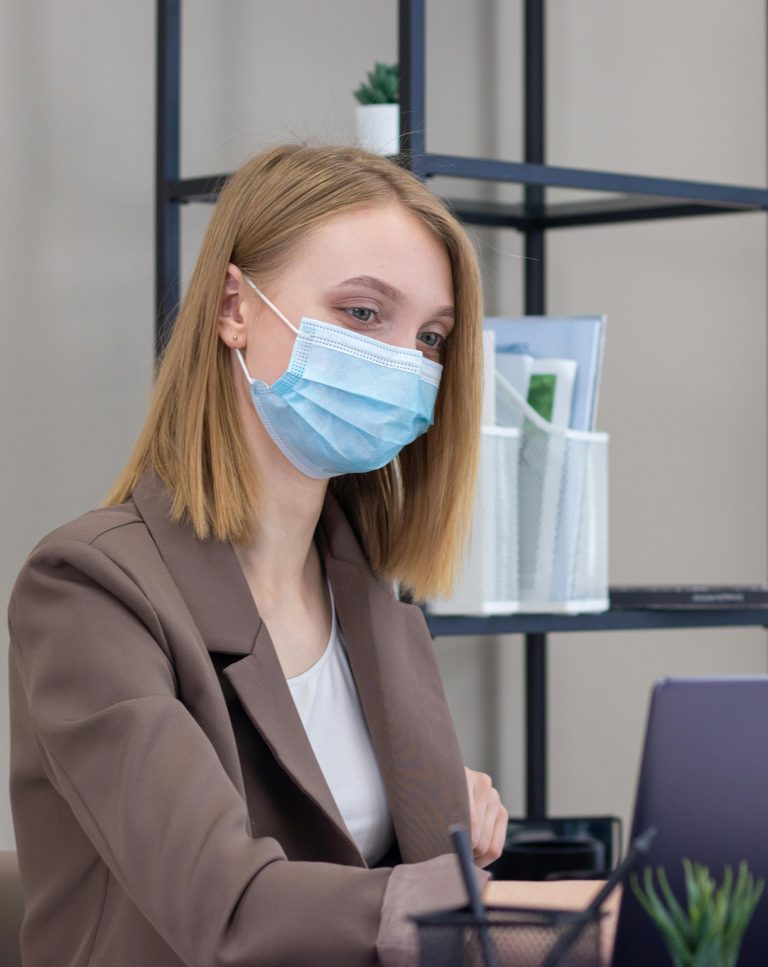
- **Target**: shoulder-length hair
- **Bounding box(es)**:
[105,144,483,601]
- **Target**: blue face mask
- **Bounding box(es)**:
[234,277,443,479]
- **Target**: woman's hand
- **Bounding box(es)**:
[465,767,509,868]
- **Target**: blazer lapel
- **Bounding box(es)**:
[220,631,367,867]
[132,472,261,657]
[318,492,471,864]
[132,471,366,867]
[132,471,470,869]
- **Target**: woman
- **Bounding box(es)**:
[8,144,508,966]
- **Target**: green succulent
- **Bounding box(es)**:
[353,62,399,105]
[631,859,764,967]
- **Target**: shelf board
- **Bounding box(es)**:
[446,194,748,230]
[168,158,768,231]
[168,175,228,203]
[425,607,768,637]
[419,154,768,209]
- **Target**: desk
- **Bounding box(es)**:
[483,880,620,965]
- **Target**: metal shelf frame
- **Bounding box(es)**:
[424,605,768,823]
[155,0,768,821]
[425,608,768,638]
[169,166,768,211]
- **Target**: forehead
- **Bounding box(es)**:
[282,204,454,299]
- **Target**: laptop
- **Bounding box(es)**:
[611,677,768,967]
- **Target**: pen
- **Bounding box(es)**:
[449,823,500,967]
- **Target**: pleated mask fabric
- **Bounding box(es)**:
[233,278,442,479]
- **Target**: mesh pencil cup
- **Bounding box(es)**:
[412,904,604,967]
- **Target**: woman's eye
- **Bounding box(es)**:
[418,330,447,352]
[345,307,377,324]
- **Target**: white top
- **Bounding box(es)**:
[285,583,396,866]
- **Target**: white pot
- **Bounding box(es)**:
[355,103,400,156]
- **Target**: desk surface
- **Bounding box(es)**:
[483,880,619,965]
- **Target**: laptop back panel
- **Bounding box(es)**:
[612,677,768,967]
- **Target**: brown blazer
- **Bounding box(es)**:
[8,471,486,967]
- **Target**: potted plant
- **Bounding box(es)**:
[631,859,764,967]
[353,62,400,156]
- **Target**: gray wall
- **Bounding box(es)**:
[1,0,765,851]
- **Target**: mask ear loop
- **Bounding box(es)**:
[234,275,301,382]
[243,275,300,335]
[233,345,255,383]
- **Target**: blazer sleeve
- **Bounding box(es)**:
[8,537,487,967]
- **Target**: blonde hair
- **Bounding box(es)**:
[105,144,483,600]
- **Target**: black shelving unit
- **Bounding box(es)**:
[155,0,768,822]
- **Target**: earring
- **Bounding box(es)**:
[232,333,239,343]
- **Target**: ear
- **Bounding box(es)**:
[217,263,249,348]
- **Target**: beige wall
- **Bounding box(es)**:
[442,0,768,828]
[1,0,765,851]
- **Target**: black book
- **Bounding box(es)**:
[609,584,768,610]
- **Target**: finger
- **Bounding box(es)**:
[488,803,509,863]
[465,768,477,837]
[474,796,508,868]
[467,769,492,847]
[472,804,489,854]
[470,771,492,840]
[475,808,507,868]
[473,786,499,859]
[471,785,493,852]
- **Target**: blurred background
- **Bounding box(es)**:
[1,0,766,850]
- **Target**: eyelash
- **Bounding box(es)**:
[338,306,448,354]
[343,306,379,326]
[419,331,448,352]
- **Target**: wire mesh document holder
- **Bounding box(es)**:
[429,377,608,616]
[429,425,522,616]
[506,377,609,613]
[413,905,603,967]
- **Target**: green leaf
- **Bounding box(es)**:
[353,84,374,105]
[690,938,725,967]
[722,867,764,966]
[632,869,693,964]
[634,860,764,967]
[684,859,702,929]
[354,61,399,104]
[686,861,714,933]
[657,865,693,945]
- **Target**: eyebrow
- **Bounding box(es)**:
[334,275,455,318]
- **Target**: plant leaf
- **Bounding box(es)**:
[691,937,725,967]
[637,859,765,967]
[723,869,764,965]
[354,62,399,104]
[657,865,693,945]
[632,869,693,964]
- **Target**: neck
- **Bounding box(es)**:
[232,356,329,605]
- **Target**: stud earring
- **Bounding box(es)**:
[232,333,239,342]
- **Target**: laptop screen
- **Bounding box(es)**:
[612,677,768,967]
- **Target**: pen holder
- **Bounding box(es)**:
[413,904,603,967]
